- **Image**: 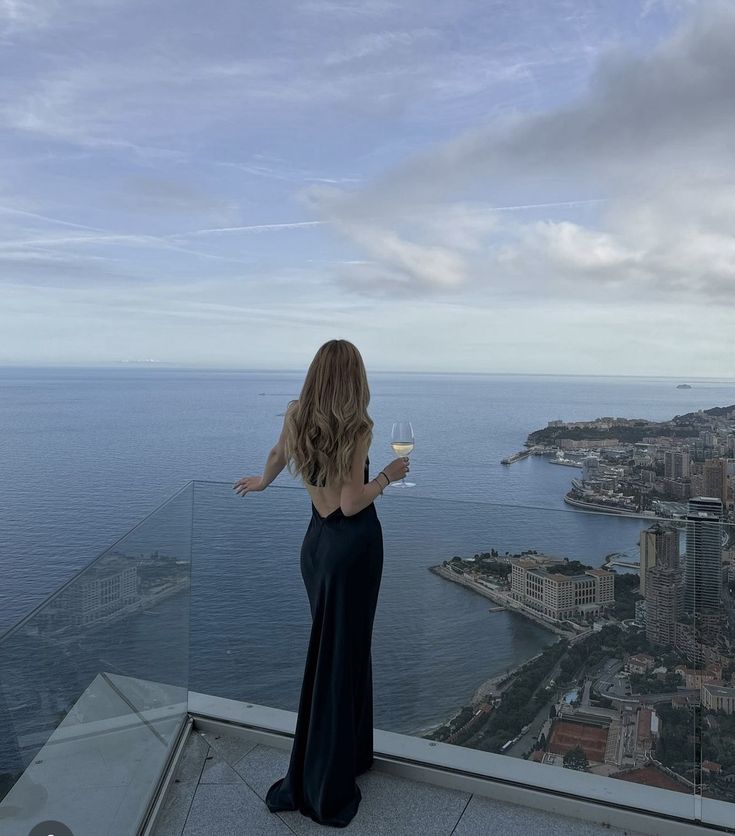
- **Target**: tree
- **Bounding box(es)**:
[563,745,589,771]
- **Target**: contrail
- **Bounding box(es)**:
[169,221,324,238]
[488,198,606,212]
[169,203,602,240]
[0,204,324,240]
[0,204,108,232]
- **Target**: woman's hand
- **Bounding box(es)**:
[382,457,410,483]
[233,475,265,496]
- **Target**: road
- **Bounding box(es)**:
[502,659,566,757]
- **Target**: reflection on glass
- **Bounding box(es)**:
[0,483,192,836]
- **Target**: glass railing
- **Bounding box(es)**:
[0,482,193,836]
[191,480,735,830]
[2,478,734,833]
[698,517,735,827]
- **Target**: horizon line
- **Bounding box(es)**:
[1,363,734,383]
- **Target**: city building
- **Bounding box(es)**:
[674,620,729,668]
[675,665,723,689]
[626,653,655,675]
[660,477,691,500]
[702,684,735,715]
[510,557,614,621]
[664,450,691,480]
[640,523,679,597]
[642,523,683,648]
[683,496,724,616]
[703,459,729,505]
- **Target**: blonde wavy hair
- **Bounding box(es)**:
[285,340,374,486]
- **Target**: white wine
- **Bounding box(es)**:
[391,441,414,456]
[389,421,416,487]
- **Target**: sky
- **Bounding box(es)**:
[1,0,734,376]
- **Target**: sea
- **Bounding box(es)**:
[2,366,735,736]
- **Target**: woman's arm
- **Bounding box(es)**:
[341,433,408,516]
[233,408,291,496]
[340,432,380,516]
[258,447,287,489]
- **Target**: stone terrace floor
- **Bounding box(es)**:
[151,727,646,836]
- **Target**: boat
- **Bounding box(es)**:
[548,451,584,468]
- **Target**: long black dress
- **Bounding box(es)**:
[265,456,383,828]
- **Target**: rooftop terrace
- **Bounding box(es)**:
[152,723,646,836]
[1,481,733,835]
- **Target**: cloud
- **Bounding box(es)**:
[307,1,735,302]
[322,29,436,66]
[297,0,399,17]
[0,0,64,38]
[108,176,241,217]
[3,0,733,375]
[493,173,735,303]
[0,1,602,151]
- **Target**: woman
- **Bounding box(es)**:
[233,339,409,828]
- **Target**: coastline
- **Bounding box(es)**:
[469,649,547,705]
[422,563,569,740]
[428,564,575,638]
[415,651,542,739]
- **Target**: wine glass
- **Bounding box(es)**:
[389,421,415,487]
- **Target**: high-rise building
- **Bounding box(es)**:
[703,459,729,505]
[683,496,723,616]
[664,450,690,480]
[642,523,682,648]
[640,523,679,597]
[582,456,600,483]
[690,474,704,497]
[701,430,717,449]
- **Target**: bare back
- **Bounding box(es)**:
[305,456,370,518]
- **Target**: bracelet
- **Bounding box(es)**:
[378,470,390,488]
